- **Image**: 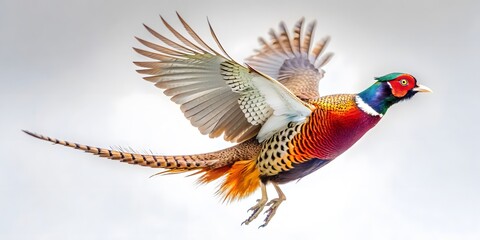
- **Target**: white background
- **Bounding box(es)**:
[1,0,479,239]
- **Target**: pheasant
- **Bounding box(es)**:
[24,14,432,227]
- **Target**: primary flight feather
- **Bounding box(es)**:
[24,13,431,227]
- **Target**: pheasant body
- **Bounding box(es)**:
[256,94,381,183]
[25,14,431,227]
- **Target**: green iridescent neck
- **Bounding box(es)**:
[358,82,398,115]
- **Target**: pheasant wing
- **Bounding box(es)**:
[245,18,333,100]
[135,14,312,143]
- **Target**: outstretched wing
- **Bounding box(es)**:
[134,14,312,143]
[245,18,333,100]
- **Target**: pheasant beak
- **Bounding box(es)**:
[413,84,433,93]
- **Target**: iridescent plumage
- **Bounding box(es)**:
[24,14,431,227]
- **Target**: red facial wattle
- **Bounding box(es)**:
[388,74,416,98]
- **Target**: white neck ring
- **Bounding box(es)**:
[355,95,383,117]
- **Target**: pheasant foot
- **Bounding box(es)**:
[258,183,286,228]
[241,182,267,225]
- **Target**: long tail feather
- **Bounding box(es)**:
[23,130,217,169]
[24,130,262,201]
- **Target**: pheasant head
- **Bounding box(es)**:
[357,73,432,116]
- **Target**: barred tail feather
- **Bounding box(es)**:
[24,130,262,202]
[22,130,216,169]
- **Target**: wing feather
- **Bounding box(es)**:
[142,24,198,55]
[135,14,311,143]
[160,16,207,54]
[292,18,304,56]
[176,13,220,55]
[302,21,315,58]
[278,22,295,58]
[245,18,333,99]
[135,37,187,57]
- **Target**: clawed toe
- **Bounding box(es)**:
[242,197,267,225]
[258,198,284,228]
[240,182,286,228]
[242,183,268,225]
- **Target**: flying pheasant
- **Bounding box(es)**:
[24,14,432,227]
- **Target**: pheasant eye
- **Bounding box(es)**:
[399,79,408,86]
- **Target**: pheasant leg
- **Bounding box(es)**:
[259,183,286,228]
[242,182,268,225]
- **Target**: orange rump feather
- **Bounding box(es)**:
[198,159,260,202]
